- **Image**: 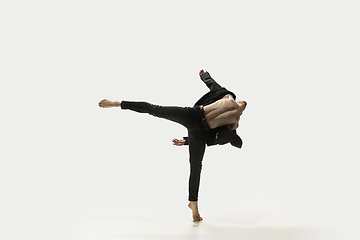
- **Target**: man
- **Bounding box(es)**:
[98,69,247,221]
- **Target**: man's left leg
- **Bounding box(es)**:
[187,129,207,221]
[100,99,207,221]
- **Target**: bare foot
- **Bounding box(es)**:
[188,201,203,221]
[98,99,121,108]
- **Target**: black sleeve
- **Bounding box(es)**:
[183,137,189,145]
[200,72,222,91]
[230,137,243,149]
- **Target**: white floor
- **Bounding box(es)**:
[62,215,339,240]
[60,199,343,240]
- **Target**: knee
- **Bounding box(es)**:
[150,104,161,117]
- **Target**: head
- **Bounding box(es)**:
[236,100,247,114]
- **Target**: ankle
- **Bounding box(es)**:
[114,101,121,107]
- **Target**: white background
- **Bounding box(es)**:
[1,1,359,239]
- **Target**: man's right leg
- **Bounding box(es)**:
[99,99,194,127]
[99,100,205,130]
[120,101,201,129]
[100,99,206,221]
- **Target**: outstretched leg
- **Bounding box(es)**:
[99,99,206,221]
[99,99,203,129]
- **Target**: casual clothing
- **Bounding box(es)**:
[120,72,242,201]
[120,101,212,201]
[191,71,242,149]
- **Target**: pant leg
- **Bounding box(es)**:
[188,128,207,201]
[121,101,208,201]
[121,101,202,129]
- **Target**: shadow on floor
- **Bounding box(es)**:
[79,220,339,240]
[198,221,339,240]
[64,211,340,240]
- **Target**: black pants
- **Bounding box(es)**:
[121,101,214,201]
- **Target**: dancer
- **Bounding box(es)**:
[98,69,247,221]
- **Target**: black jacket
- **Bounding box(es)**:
[184,72,243,149]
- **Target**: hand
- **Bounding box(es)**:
[172,138,186,146]
[199,69,206,76]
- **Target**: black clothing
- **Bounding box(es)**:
[120,72,243,201]
[120,101,211,142]
[186,72,242,149]
[120,101,211,201]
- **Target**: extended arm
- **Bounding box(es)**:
[199,69,222,91]
[172,138,188,146]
